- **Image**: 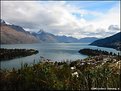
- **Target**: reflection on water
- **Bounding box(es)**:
[1,43,119,69]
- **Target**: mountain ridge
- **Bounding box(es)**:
[0,19,39,44]
[1,19,99,44]
[90,32,121,50]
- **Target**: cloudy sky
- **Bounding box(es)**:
[1,1,120,38]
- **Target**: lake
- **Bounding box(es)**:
[1,43,119,69]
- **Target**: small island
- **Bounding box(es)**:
[0,48,39,61]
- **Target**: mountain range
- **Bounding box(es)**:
[90,32,121,50]
[32,30,98,43]
[0,19,98,44]
[0,19,39,44]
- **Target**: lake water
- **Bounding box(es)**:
[1,43,120,69]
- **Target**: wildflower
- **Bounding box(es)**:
[72,72,79,77]
[71,66,76,70]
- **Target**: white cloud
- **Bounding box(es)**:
[90,3,120,29]
[108,25,120,30]
[1,1,120,38]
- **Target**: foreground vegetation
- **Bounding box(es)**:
[0,48,39,61]
[0,55,120,90]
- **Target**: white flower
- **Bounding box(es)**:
[71,67,75,70]
[87,62,90,64]
[72,72,79,77]
[80,63,84,65]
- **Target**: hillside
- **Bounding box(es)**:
[90,32,121,50]
[0,55,120,90]
[0,19,39,44]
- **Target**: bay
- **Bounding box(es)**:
[1,43,119,69]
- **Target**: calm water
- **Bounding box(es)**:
[1,43,119,69]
